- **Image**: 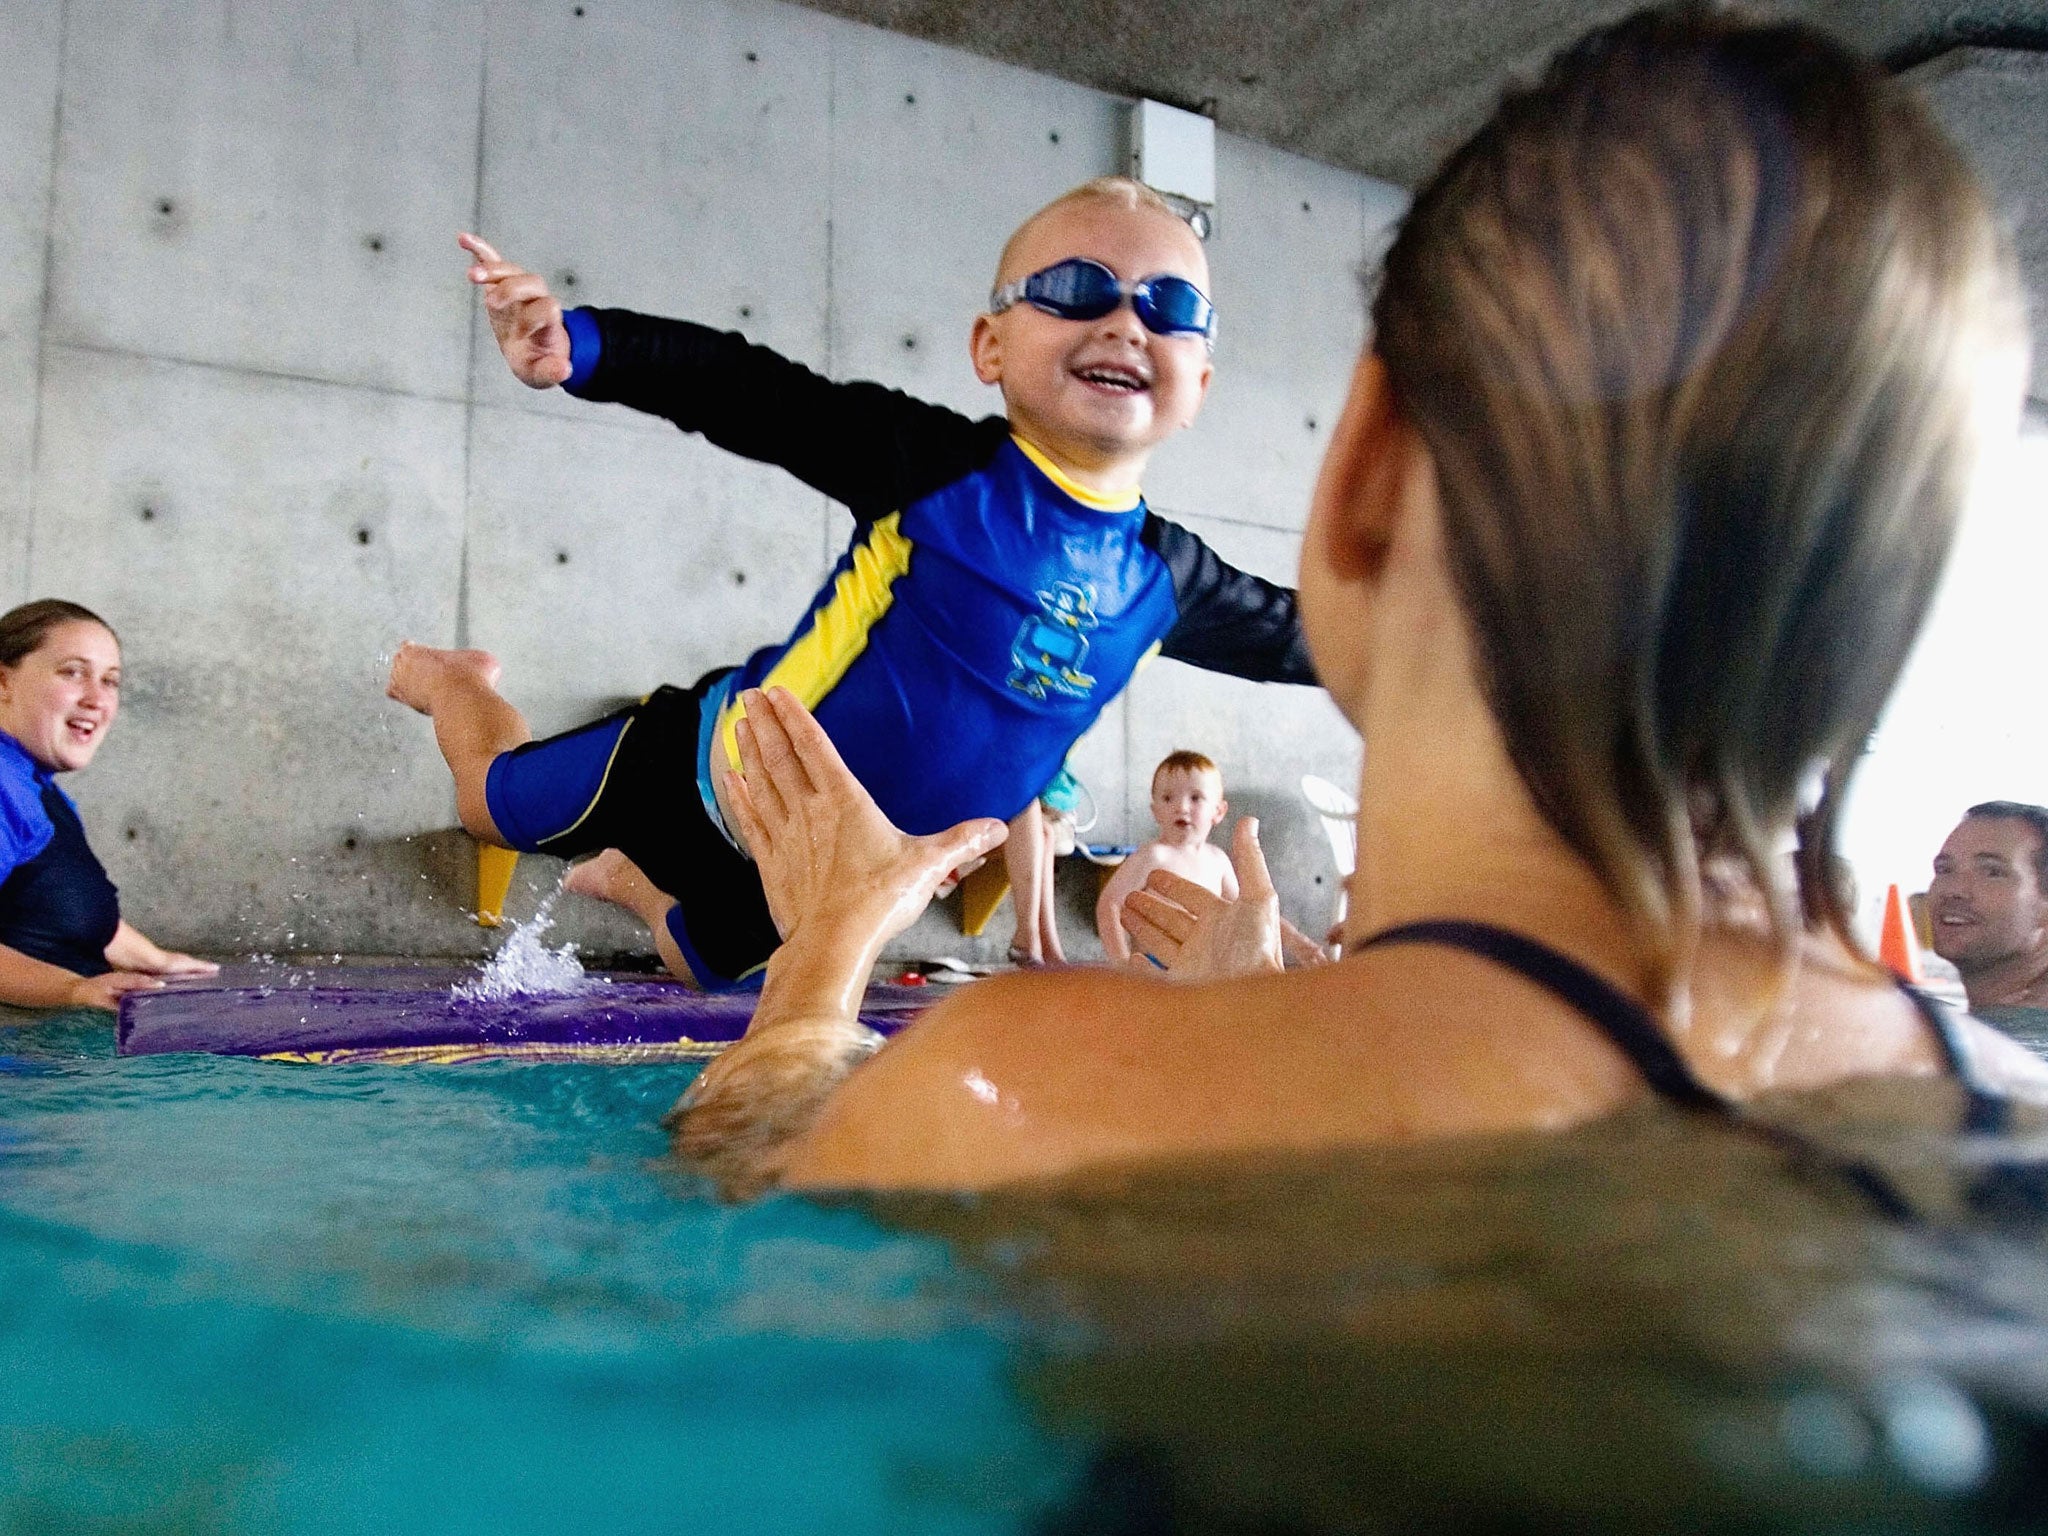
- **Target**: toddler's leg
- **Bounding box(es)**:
[386,641,528,843]
[1005,801,1048,965]
[564,849,698,986]
[1035,814,1067,964]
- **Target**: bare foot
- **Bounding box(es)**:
[385,641,504,715]
[564,848,669,928]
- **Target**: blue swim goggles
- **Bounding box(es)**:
[989,257,1217,346]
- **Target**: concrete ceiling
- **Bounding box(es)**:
[790,0,2048,185]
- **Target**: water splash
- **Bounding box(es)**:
[454,891,606,1002]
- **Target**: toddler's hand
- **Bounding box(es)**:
[459,233,573,389]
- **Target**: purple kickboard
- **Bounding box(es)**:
[116,964,935,1060]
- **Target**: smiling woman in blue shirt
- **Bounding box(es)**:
[0,601,216,1015]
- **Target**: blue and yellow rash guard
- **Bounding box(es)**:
[563,307,1316,837]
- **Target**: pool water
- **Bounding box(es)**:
[0,1008,1075,1535]
[7,976,2048,1534]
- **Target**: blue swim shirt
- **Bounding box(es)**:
[561,307,1315,835]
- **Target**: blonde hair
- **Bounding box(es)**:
[1371,5,2023,999]
[995,176,1188,288]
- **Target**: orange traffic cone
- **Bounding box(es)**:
[1879,882,1923,983]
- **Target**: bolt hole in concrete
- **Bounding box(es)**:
[560,271,578,289]
[739,305,752,318]
[139,504,155,522]
[366,235,384,252]
[905,92,916,104]
[355,528,372,546]
[125,828,138,841]
[1306,416,1317,431]
[555,551,570,565]
[155,198,173,216]
[572,4,584,14]
[902,335,916,350]
[745,50,757,61]
[732,570,747,586]
[1050,130,1060,144]
[344,837,358,851]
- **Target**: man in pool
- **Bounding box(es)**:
[388,176,1314,990]
[1929,803,2048,1049]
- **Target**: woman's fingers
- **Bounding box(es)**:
[739,692,812,806]
[1144,869,1223,920]
[457,231,504,265]
[759,688,861,795]
[724,763,770,853]
[1230,816,1279,901]
[1124,886,1196,945]
[733,716,789,826]
[1118,900,1181,967]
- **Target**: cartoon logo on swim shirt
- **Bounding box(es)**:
[1008,582,1100,700]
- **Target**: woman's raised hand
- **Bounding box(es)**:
[459,233,573,389]
[724,687,1008,952]
[1121,817,1286,982]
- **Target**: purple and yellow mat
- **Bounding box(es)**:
[116,964,936,1064]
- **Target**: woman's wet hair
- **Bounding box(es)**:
[0,600,118,669]
[1370,4,2023,992]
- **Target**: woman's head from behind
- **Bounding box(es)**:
[0,600,122,773]
[1322,4,2024,983]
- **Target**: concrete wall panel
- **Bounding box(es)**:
[30,346,470,953]
[463,401,832,741]
[473,0,836,427]
[0,0,62,603]
[1911,49,2048,407]
[825,21,1123,418]
[1144,135,1401,536]
[47,0,484,399]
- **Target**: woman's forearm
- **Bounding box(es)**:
[664,925,892,1198]
[0,944,88,1012]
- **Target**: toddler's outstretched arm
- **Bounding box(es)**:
[459,233,573,389]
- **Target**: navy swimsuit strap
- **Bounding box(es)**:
[1357,920,1727,1112]
[1354,919,2028,1223]
[1896,981,2011,1134]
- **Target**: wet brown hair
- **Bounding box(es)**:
[1371,6,2023,995]
[0,600,117,668]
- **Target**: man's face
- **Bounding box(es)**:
[970,200,1214,470]
[1928,815,2048,971]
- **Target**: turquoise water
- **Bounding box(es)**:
[0,1012,1076,1535]
[9,994,2048,1534]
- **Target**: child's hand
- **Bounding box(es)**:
[459,233,573,389]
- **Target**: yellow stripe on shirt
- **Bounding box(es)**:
[717,511,916,768]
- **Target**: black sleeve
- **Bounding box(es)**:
[1142,513,1318,685]
[572,308,1011,522]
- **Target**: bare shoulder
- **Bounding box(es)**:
[783,967,1188,1189]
